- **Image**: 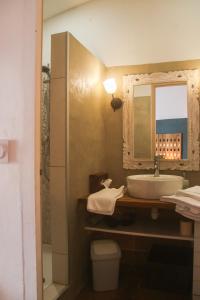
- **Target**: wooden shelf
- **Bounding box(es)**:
[80,194,188,242]
[79,195,175,209]
[85,218,194,242]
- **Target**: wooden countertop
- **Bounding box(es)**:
[79,194,175,209]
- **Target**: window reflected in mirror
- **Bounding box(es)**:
[155,84,188,160]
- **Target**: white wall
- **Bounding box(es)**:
[0,1,41,299]
[44,0,91,19]
[43,0,200,67]
[156,85,188,120]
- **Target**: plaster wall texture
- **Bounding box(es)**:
[0,1,41,299]
[68,33,107,297]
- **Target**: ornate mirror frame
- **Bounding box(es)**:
[123,69,200,171]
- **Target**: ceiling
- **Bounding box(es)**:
[43,0,92,20]
[43,0,200,67]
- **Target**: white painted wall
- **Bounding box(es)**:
[43,0,200,67]
[44,0,91,20]
[156,85,187,120]
[0,1,40,299]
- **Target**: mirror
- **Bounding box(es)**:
[155,84,187,160]
[123,69,200,170]
[133,84,152,159]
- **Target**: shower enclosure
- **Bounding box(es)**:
[41,66,52,289]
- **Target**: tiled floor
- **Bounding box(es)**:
[76,267,192,300]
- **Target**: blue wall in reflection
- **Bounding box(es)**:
[156,118,188,159]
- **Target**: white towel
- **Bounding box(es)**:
[161,186,200,221]
[87,185,125,215]
[176,205,200,221]
[161,195,200,209]
[176,186,200,201]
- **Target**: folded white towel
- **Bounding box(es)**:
[161,195,200,209]
[176,205,200,221]
[87,186,125,215]
[161,186,200,221]
[176,186,200,201]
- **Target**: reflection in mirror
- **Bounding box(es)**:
[155,84,188,160]
[133,85,152,159]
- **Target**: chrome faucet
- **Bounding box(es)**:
[154,155,162,177]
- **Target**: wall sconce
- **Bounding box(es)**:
[103,78,123,111]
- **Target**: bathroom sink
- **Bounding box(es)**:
[127,174,183,199]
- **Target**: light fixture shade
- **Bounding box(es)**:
[103,78,117,94]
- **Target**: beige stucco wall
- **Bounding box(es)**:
[105,60,200,187]
[69,33,106,198]
[68,34,107,296]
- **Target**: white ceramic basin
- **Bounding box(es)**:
[127,174,183,199]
